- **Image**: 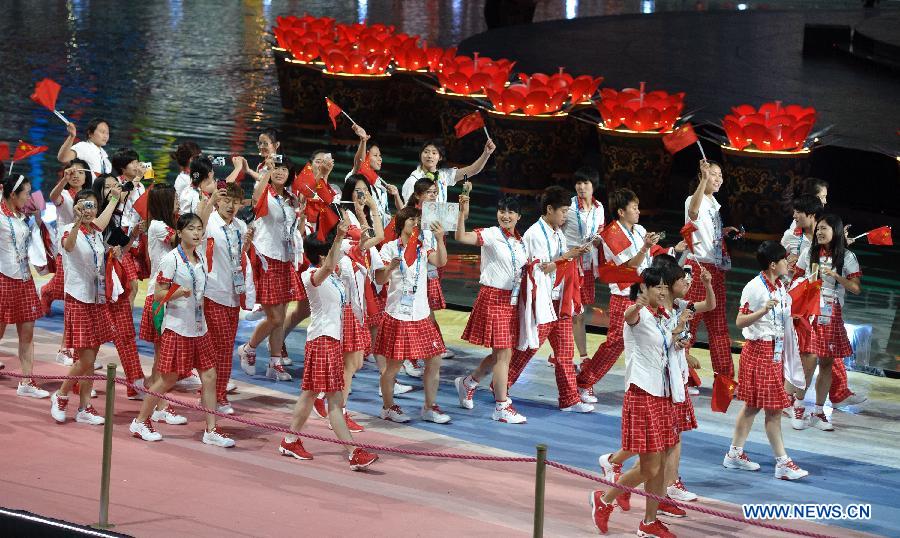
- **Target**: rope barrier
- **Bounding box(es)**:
[0,370,837,537]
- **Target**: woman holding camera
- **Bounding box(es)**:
[179,156,244,215]
[57,119,112,177]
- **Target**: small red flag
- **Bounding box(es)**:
[315,179,335,204]
[305,197,326,222]
[687,366,702,388]
[133,189,149,221]
[596,261,642,287]
[358,153,379,185]
[152,283,182,316]
[403,228,420,267]
[865,226,892,246]
[30,78,62,111]
[325,98,343,129]
[662,123,699,154]
[13,140,48,161]
[599,220,632,256]
[789,279,822,317]
[381,215,397,246]
[206,237,215,272]
[680,221,698,253]
[253,189,270,218]
[711,373,737,413]
[315,205,340,241]
[454,111,485,138]
[292,163,317,197]
[0,142,10,162]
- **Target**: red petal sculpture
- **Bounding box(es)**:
[722,101,817,151]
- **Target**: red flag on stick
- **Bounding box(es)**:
[711,373,737,413]
[865,226,893,246]
[455,111,485,138]
[789,279,822,317]
[599,220,632,256]
[325,98,343,129]
[13,140,48,161]
[662,123,699,154]
[133,189,149,221]
[687,367,702,388]
[315,180,335,204]
[596,261,642,287]
[381,215,397,246]
[403,228,420,267]
[0,142,9,162]
[30,78,70,124]
[292,163,317,197]
[680,221,698,253]
[316,205,340,241]
[358,153,379,185]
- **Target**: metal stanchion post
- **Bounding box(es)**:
[533,444,547,538]
[93,364,116,529]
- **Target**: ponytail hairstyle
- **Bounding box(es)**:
[189,156,214,188]
[811,213,847,275]
[172,141,202,170]
[629,266,664,301]
[148,185,177,229]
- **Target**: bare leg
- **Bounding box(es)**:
[282,300,310,338]
[75,348,98,409]
[573,308,590,358]
[490,349,510,401]
[730,404,761,448]
[764,409,787,458]
[642,452,666,523]
[199,367,217,431]
[326,393,355,455]
[342,351,364,405]
[16,322,35,381]
[815,357,834,407]
[422,354,442,408]
[797,353,817,400]
[380,360,403,409]
[289,390,315,433]
[136,372,178,422]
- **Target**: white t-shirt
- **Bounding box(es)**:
[623,306,671,397]
[157,248,208,337]
[146,220,174,296]
[54,189,77,248]
[475,226,527,291]
[401,167,458,204]
[684,194,724,265]
[739,273,791,341]
[302,265,346,341]
[0,206,33,280]
[379,238,433,321]
[522,218,568,322]
[564,196,604,271]
[61,223,106,304]
[203,211,255,308]
[173,171,191,199]
[780,223,813,261]
[339,239,384,323]
[178,187,202,215]
[602,222,650,297]
[252,188,299,263]
[71,141,111,177]
[118,177,146,231]
[796,248,861,307]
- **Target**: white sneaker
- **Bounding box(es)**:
[598,453,619,481]
[280,354,293,366]
[687,386,700,396]
[202,428,235,448]
[128,378,146,400]
[809,412,834,431]
[245,306,265,321]
[578,386,598,404]
[492,400,527,424]
[836,393,867,407]
[561,402,594,413]
[790,406,809,430]
[379,382,413,397]
[17,382,50,399]
[723,452,760,471]
[130,418,162,441]
[50,391,69,423]
[440,349,455,359]
[666,478,697,502]
[94,359,103,371]
[226,380,237,393]
[238,343,256,375]
[421,405,451,424]
[75,406,105,425]
[380,404,411,423]
[266,359,292,381]
[55,349,75,366]
[402,359,423,378]
[152,406,188,425]
[217,401,234,415]
[775,458,808,480]
[454,376,476,409]
[174,372,202,391]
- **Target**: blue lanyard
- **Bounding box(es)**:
[654,314,670,358]
[176,245,206,301]
[573,197,596,239]
[538,219,562,260]
[273,192,296,237]
[620,222,643,254]
[397,239,422,289]
[221,223,242,265]
[310,265,347,305]
[758,274,786,332]
[80,227,103,273]
[500,228,522,276]
[4,210,32,278]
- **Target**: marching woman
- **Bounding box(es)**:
[794,214,863,431]
[172,141,202,199]
[202,183,256,415]
[178,155,244,215]
[129,213,234,447]
[400,138,495,204]
[723,241,808,480]
[42,160,90,366]
[278,219,378,470]
[238,155,302,382]
[49,188,122,425]
[408,178,445,372]
[590,267,684,538]
[374,206,450,424]
[57,119,112,177]
[453,193,528,424]
[0,175,50,398]
[245,127,282,182]
[562,167,604,366]
[349,124,404,223]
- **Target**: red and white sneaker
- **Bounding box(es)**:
[492,400,527,424]
[130,418,162,441]
[279,343,292,366]
[279,437,313,460]
[589,490,614,534]
[17,381,50,399]
[380,404,411,423]
[217,399,234,415]
[454,376,477,409]
[349,447,378,471]
[75,406,105,426]
[723,451,760,471]
[666,478,697,502]
[238,343,256,375]
[343,412,365,433]
[579,386,598,404]
[791,405,809,430]
[809,412,834,431]
[127,378,145,400]
[657,499,687,518]
[312,393,328,418]
[50,391,69,423]
[422,404,451,424]
[638,519,676,538]
[266,359,292,382]
[401,359,423,378]
[152,405,188,425]
[202,427,235,448]
[55,349,75,366]
[775,458,809,480]
[598,453,629,510]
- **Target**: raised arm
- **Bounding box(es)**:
[687,160,709,222]
[57,122,78,163]
[426,223,448,268]
[49,167,74,205]
[223,156,246,184]
[454,194,479,245]
[359,192,384,252]
[453,138,496,183]
[350,124,369,174]
[251,157,274,204]
[692,266,717,313]
[92,184,123,232]
[311,216,349,286]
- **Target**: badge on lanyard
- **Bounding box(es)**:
[818,298,833,325]
[773,337,784,362]
[232,267,246,294]
[510,271,522,306]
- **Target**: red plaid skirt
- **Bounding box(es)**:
[342,304,371,353]
[793,317,813,354]
[40,256,65,306]
[365,289,386,329]
[427,276,445,311]
[811,303,853,359]
[580,270,596,305]
[622,385,677,453]
[204,298,240,361]
[301,336,344,392]
[64,295,114,349]
[120,253,139,283]
[673,386,698,433]
[375,315,446,360]
[0,273,42,324]
[253,256,302,305]
[461,286,518,349]
[138,294,157,343]
[157,330,216,375]
[737,339,791,410]
[293,269,308,302]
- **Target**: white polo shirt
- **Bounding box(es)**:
[146,220,175,296]
[61,223,106,304]
[401,166,458,204]
[623,306,671,397]
[739,273,791,341]
[178,187,202,215]
[602,222,650,297]
[684,194,724,265]
[380,238,433,321]
[564,196,604,271]
[0,206,33,280]
[173,171,191,199]
[796,248,861,307]
[204,211,254,308]
[157,248,208,337]
[118,177,146,231]
[780,223,813,261]
[522,218,568,323]
[302,265,346,341]
[475,226,527,291]
[339,239,384,323]
[71,141,111,177]
[54,189,77,248]
[252,188,299,263]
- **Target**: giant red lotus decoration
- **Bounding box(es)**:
[722,102,816,152]
[596,83,685,132]
[321,42,392,75]
[274,15,337,63]
[486,69,603,116]
[391,36,457,72]
[435,53,515,96]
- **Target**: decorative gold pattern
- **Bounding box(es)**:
[597,128,673,211]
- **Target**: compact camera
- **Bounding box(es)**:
[82,200,97,210]
[273,154,283,164]
[210,156,227,167]
[120,181,135,193]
